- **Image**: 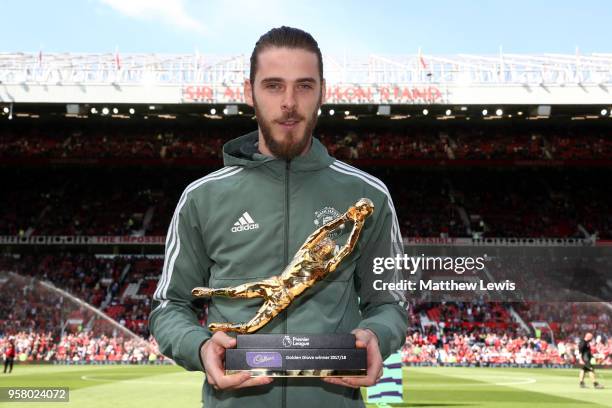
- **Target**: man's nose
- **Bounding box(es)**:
[281,87,297,111]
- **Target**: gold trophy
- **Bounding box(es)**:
[192,198,374,377]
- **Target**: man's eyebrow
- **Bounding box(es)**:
[260,77,317,84]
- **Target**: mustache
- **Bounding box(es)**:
[276,113,305,122]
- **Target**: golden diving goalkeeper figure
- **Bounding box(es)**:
[192,198,374,334]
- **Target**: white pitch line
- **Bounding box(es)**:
[494,377,537,385]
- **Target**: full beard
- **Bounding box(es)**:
[254,97,320,161]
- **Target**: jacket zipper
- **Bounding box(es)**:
[282,160,290,408]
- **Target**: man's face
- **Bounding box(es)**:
[245,47,325,160]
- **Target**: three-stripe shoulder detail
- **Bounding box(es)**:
[153,166,243,309]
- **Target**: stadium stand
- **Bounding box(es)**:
[1,167,610,239]
[1,118,610,367]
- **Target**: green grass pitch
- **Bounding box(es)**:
[1,364,610,407]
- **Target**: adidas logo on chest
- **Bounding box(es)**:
[231,211,260,233]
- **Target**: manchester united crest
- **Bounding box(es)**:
[314,206,344,239]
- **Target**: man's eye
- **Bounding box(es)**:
[298,84,313,90]
[266,84,281,90]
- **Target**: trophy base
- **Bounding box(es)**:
[226,368,367,377]
[225,335,367,378]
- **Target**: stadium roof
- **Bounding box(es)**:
[2,52,612,85]
[1,52,611,105]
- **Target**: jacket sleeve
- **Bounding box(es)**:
[354,194,408,360]
[149,191,212,371]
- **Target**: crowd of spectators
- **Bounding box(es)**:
[0,254,184,338]
[2,294,609,365]
[516,302,612,342]
[1,167,610,239]
[2,125,611,162]
[547,132,612,160]
[445,169,611,239]
[404,301,612,365]
[0,128,225,160]
[0,331,164,363]
[1,123,610,366]
[0,169,184,237]
[1,254,610,365]
[402,329,612,366]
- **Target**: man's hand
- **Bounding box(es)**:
[201,331,273,390]
[322,329,383,388]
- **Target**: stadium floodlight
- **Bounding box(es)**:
[518,111,524,116]
[210,108,216,115]
[482,109,488,116]
[496,109,503,116]
[422,108,429,115]
[224,105,238,116]
[112,108,119,114]
[445,109,452,116]
[329,109,335,116]
[129,108,135,115]
[90,107,98,114]
[344,110,350,116]
[2,107,9,114]
[66,104,80,115]
[377,105,391,116]
[102,107,109,115]
[149,105,156,110]
[601,109,608,116]
[535,105,552,117]
[460,106,468,111]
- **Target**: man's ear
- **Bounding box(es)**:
[244,79,254,107]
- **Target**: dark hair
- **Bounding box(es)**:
[249,26,323,85]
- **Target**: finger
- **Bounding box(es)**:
[203,349,227,385]
[322,377,360,388]
[351,330,366,341]
[211,332,237,349]
[322,377,342,386]
[339,376,377,387]
[339,377,366,387]
[233,376,274,389]
[350,358,381,387]
[367,359,383,381]
[216,371,252,389]
[355,340,367,348]
[351,328,373,342]
[205,340,224,357]
[204,360,224,386]
[323,376,365,388]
